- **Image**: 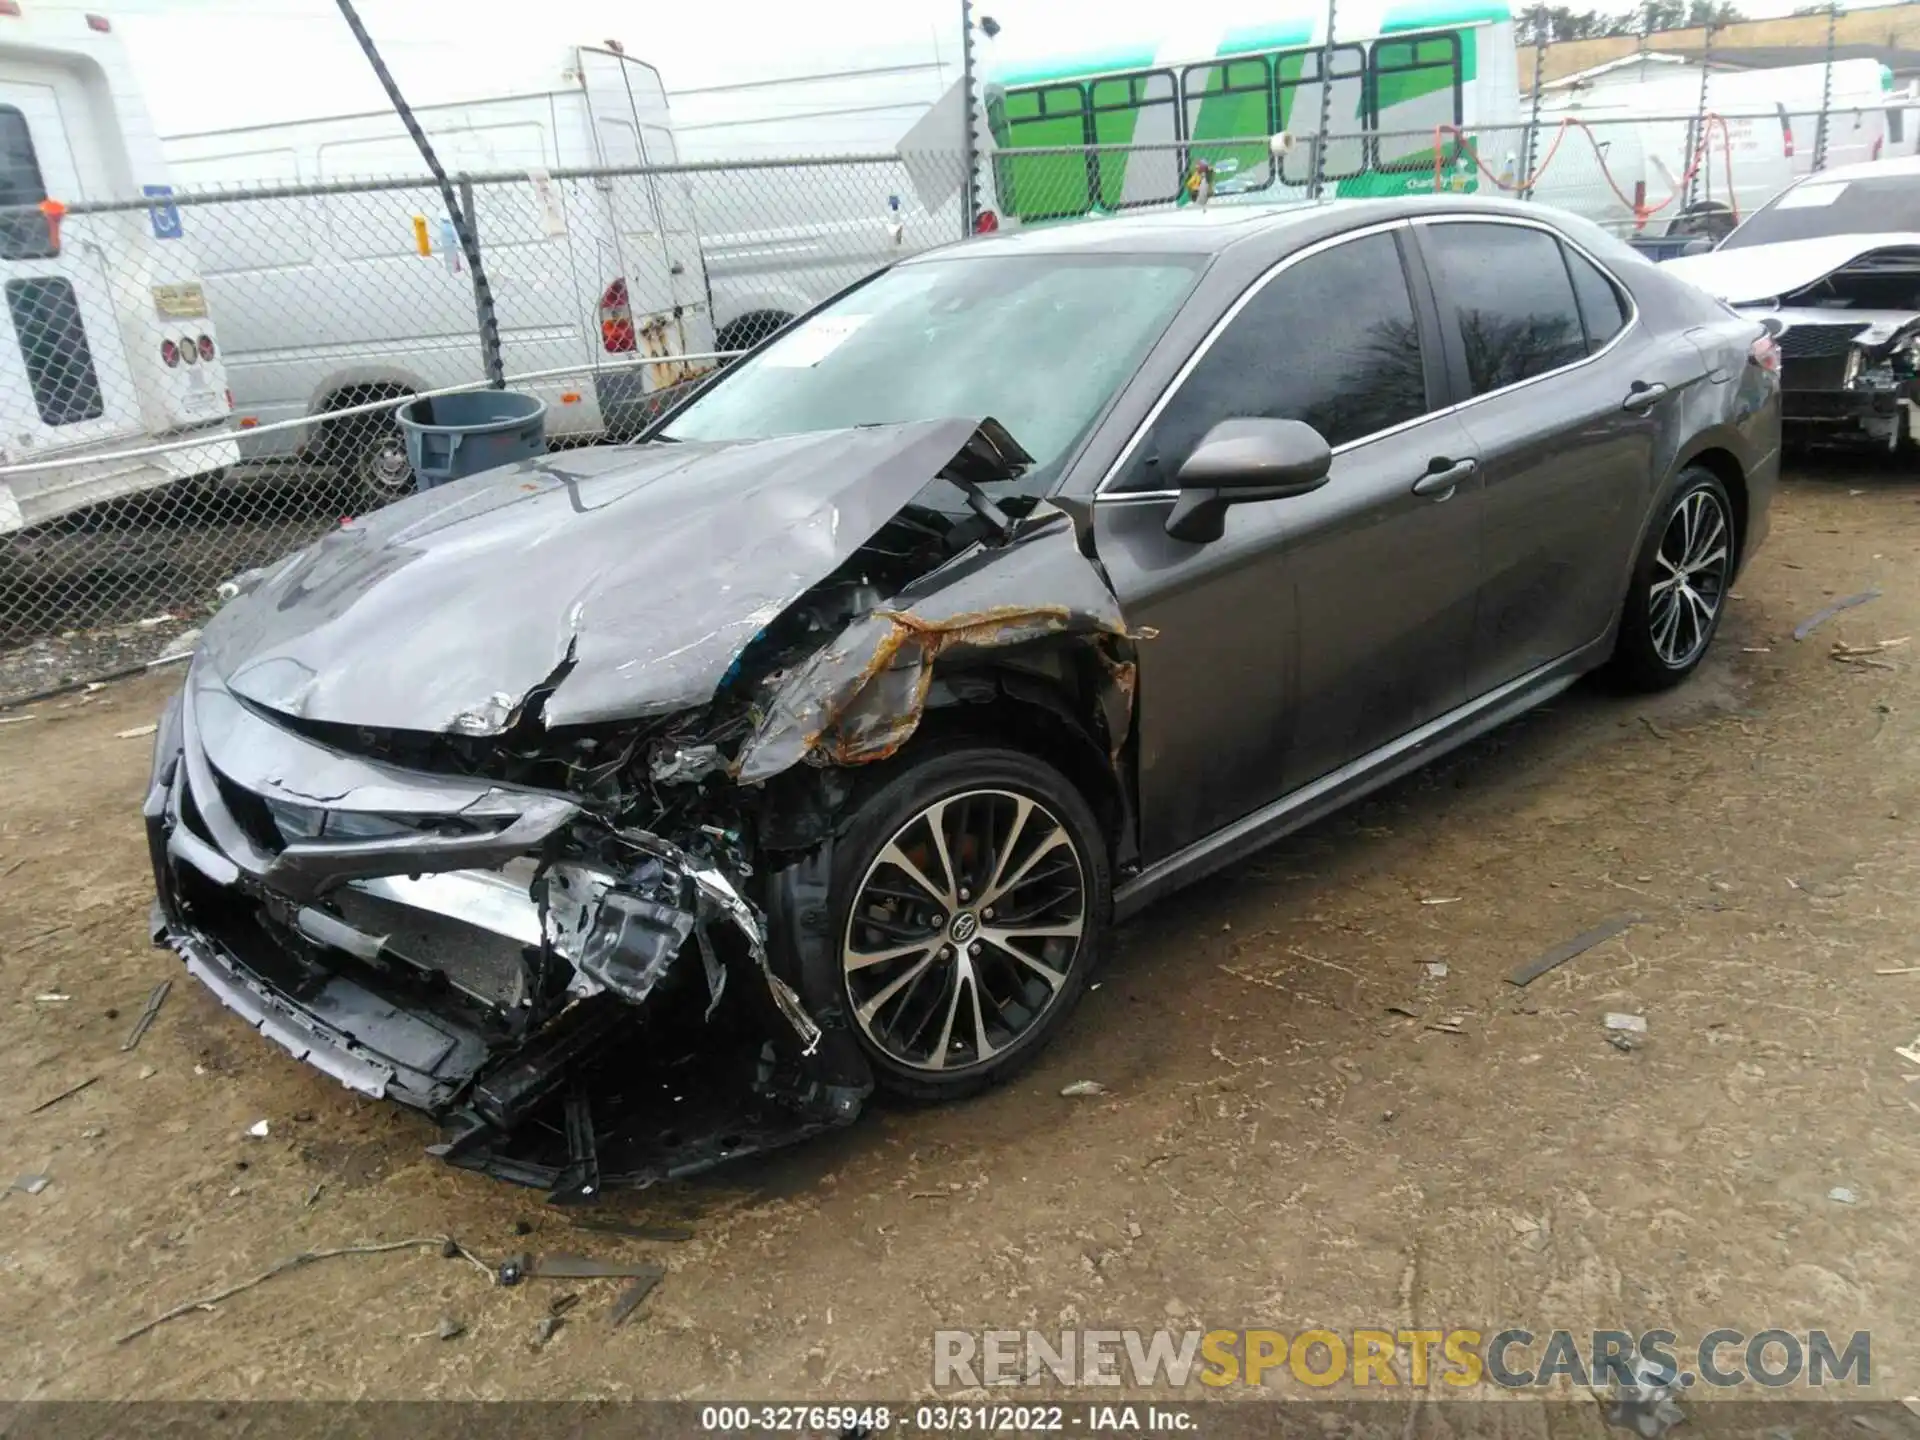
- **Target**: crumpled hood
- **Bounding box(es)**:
[200,419,997,733]
[1665,234,1920,304]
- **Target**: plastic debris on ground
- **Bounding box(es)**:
[1060,1080,1109,1097]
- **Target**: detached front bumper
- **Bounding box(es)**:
[144,664,865,1196]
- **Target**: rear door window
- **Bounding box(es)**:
[1419,222,1588,396]
[0,105,55,260]
[7,277,104,425]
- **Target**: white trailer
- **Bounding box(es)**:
[162,47,715,505]
[0,4,235,535]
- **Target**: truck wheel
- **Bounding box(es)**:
[330,416,415,509]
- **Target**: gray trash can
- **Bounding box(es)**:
[397,390,547,490]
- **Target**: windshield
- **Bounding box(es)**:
[660,252,1204,489]
[1722,175,1920,250]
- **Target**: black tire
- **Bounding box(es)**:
[830,744,1110,1101]
[1609,466,1737,692]
[716,311,793,361]
[326,413,415,510]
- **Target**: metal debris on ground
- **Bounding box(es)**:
[609,1263,668,1327]
[1606,1033,1637,1053]
[1060,1080,1109,1097]
[1426,1014,1469,1035]
[1605,1013,1649,1034]
[569,1217,695,1243]
[532,1314,565,1348]
[1793,589,1882,641]
[28,1074,98,1113]
[1425,962,1449,979]
[121,980,171,1051]
[114,723,158,740]
[436,1316,465,1341]
[245,1119,270,1138]
[117,1234,489,1344]
[1828,1186,1859,1204]
[497,1252,529,1287]
[1509,916,1640,987]
[13,1173,50,1194]
[548,1292,580,1318]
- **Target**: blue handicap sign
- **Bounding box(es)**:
[143,184,182,240]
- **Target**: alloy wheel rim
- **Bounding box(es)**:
[1648,488,1731,669]
[843,788,1087,1073]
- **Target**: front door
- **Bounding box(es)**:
[1091,225,1484,861]
[0,79,143,464]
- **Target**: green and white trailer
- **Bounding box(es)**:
[979,0,1520,226]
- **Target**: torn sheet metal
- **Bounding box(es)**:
[198,418,1020,733]
[735,509,1134,784]
[616,827,821,1054]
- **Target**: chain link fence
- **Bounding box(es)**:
[0,112,1855,700]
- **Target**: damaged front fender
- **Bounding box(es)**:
[735,508,1136,783]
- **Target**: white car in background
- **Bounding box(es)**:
[1666,156,1920,452]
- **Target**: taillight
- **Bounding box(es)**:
[197,333,215,361]
[160,338,180,367]
[1751,333,1781,376]
[600,278,634,353]
[973,209,1000,234]
[178,335,198,365]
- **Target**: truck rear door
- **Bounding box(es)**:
[576,46,713,377]
[0,78,146,463]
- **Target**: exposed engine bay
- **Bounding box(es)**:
[1736,246,1920,449]
[145,418,1139,1198]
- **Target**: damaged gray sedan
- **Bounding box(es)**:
[146,197,1778,1197]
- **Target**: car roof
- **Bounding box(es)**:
[902,194,1577,263]
[1791,155,1920,186]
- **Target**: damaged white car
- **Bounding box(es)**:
[1666,155,1920,452]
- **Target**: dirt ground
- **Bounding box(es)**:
[4,463,1919,1407]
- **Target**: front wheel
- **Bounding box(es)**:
[327,415,415,510]
[1609,467,1736,691]
[833,746,1110,1101]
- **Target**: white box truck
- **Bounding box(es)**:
[0,3,236,535]
[162,46,715,506]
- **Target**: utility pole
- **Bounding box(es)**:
[335,0,503,387]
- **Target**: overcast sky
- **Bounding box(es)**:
[34,0,1906,132]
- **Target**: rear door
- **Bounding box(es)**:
[577,49,711,344]
[0,79,143,458]
[1413,215,1703,689]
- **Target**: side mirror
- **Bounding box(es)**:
[1164,418,1332,544]
[1681,237,1714,257]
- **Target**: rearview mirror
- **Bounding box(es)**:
[1165,418,1332,543]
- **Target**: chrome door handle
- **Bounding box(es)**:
[1412,457,1476,498]
[1623,381,1670,413]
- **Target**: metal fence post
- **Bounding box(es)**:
[1310,0,1339,199]
[960,0,980,238]
[1520,4,1547,202]
[1688,18,1715,210]
[335,0,504,388]
[1814,1,1839,173]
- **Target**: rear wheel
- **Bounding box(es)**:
[834,746,1109,1101]
[1609,467,1736,691]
